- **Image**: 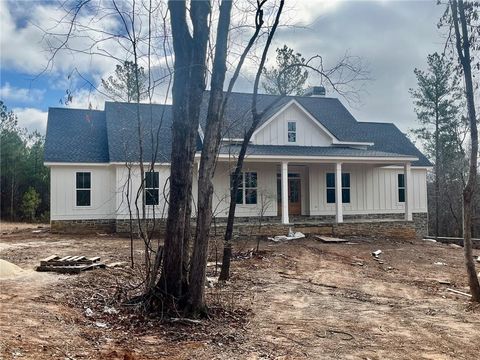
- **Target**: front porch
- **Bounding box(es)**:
[212,152,426,228]
[275,160,416,225]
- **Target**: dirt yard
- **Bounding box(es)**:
[1,224,480,360]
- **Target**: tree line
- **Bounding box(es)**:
[411,52,480,239]
[0,101,49,222]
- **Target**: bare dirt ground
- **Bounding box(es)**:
[1,225,480,360]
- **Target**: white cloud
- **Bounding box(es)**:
[0,1,123,77]
[0,82,45,103]
[13,107,48,134]
[286,0,343,26]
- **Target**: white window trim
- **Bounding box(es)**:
[75,171,92,208]
[145,171,160,206]
[326,172,351,204]
[287,121,297,143]
[233,172,258,205]
[397,173,405,204]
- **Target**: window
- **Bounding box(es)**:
[398,174,405,203]
[145,171,159,205]
[326,172,350,204]
[231,172,257,205]
[326,173,336,204]
[287,121,296,143]
[76,172,91,206]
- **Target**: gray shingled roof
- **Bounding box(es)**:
[199,92,359,141]
[45,92,431,167]
[355,122,431,166]
[105,102,173,163]
[45,108,109,163]
[218,144,416,159]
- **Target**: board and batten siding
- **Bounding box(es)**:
[211,162,278,218]
[50,165,116,220]
[114,164,171,220]
[308,164,428,215]
[50,162,427,221]
[253,103,333,146]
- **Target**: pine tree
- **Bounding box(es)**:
[262,45,308,96]
[410,52,463,238]
[101,61,148,102]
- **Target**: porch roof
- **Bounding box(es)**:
[217,144,419,164]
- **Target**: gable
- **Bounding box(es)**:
[252,101,334,146]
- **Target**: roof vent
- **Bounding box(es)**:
[304,86,326,97]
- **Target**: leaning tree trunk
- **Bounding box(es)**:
[188,0,233,313]
[451,0,480,301]
[219,0,285,281]
[156,0,210,306]
[435,109,440,238]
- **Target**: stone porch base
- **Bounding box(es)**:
[51,212,427,240]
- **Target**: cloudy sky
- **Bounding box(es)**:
[0,0,447,135]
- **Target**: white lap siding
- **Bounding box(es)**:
[308,164,427,215]
[50,165,116,220]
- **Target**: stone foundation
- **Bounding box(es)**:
[115,219,166,235]
[51,212,428,240]
[412,212,428,238]
[51,219,116,234]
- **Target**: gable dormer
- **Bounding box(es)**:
[252,100,335,146]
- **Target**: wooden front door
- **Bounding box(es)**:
[277,175,302,216]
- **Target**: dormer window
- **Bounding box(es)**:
[287,121,296,143]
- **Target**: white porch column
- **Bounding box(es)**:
[335,162,343,223]
[281,161,289,224]
[404,162,413,221]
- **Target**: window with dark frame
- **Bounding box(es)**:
[398,173,405,203]
[230,172,257,205]
[326,173,336,204]
[287,121,296,143]
[145,171,159,206]
[76,172,91,206]
[326,172,350,204]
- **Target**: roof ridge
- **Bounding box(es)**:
[205,89,339,101]
[48,106,104,112]
[358,121,396,126]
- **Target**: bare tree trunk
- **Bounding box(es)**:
[182,188,193,292]
[451,0,480,302]
[157,0,210,305]
[435,109,440,238]
[219,0,285,281]
[188,0,233,313]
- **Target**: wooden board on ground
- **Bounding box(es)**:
[36,255,105,274]
[314,235,349,243]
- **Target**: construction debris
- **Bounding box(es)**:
[434,262,447,266]
[446,288,471,298]
[449,244,462,249]
[268,228,305,242]
[207,261,222,268]
[372,250,382,258]
[423,238,437,243]
[36,255,106,274]
[105,261,127,268]
[314,235,349,243]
